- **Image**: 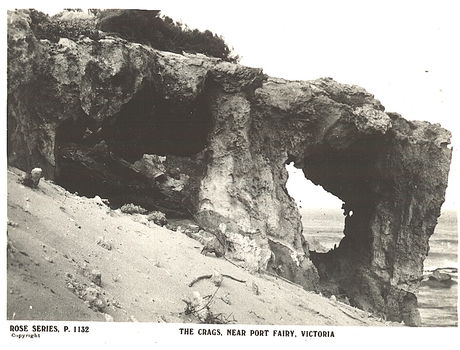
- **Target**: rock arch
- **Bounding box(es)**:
[7,10,452,325]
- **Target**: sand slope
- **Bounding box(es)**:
[6,166,395,326]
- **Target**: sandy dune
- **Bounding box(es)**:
[7,166,395,326]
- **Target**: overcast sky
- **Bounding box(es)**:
[14,0,459,209]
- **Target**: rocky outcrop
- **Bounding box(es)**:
[7,10,452,325]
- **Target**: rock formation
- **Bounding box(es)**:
[7,10,452,326]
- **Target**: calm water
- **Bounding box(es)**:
[300,208,458,327]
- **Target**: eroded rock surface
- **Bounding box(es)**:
[7,10,452,325]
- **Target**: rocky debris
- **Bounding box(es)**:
[90,269,102,287]
[65,272,120,314]
[201,236,226,258]
[96,236,114,251]
[133,154,166,182]
[91,195,109,206]
[430,270,452,282]
[187,229,213,245]
[147,211,168,226]
[166,219,215,246]
[420,268,457,289]
[120,203,148,215]
[6,9,453,325]
[82,286,106,311]
[20,168,42,188]
[166,220,200,233]
[75,263,104,288]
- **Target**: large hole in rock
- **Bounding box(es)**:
[285,162,344,253]
[295,136,388,306]
[103,82,213,161]
[54,82,213,212]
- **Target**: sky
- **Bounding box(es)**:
[8,0,459,209]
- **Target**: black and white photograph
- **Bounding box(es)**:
[3,1,459,347]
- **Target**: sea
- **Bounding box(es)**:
[300,207,458,327]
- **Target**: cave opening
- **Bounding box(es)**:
[103,82,213,161]
[54,82,213,212]
[285,162,344,253]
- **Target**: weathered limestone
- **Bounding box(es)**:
[7,10,452,325]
